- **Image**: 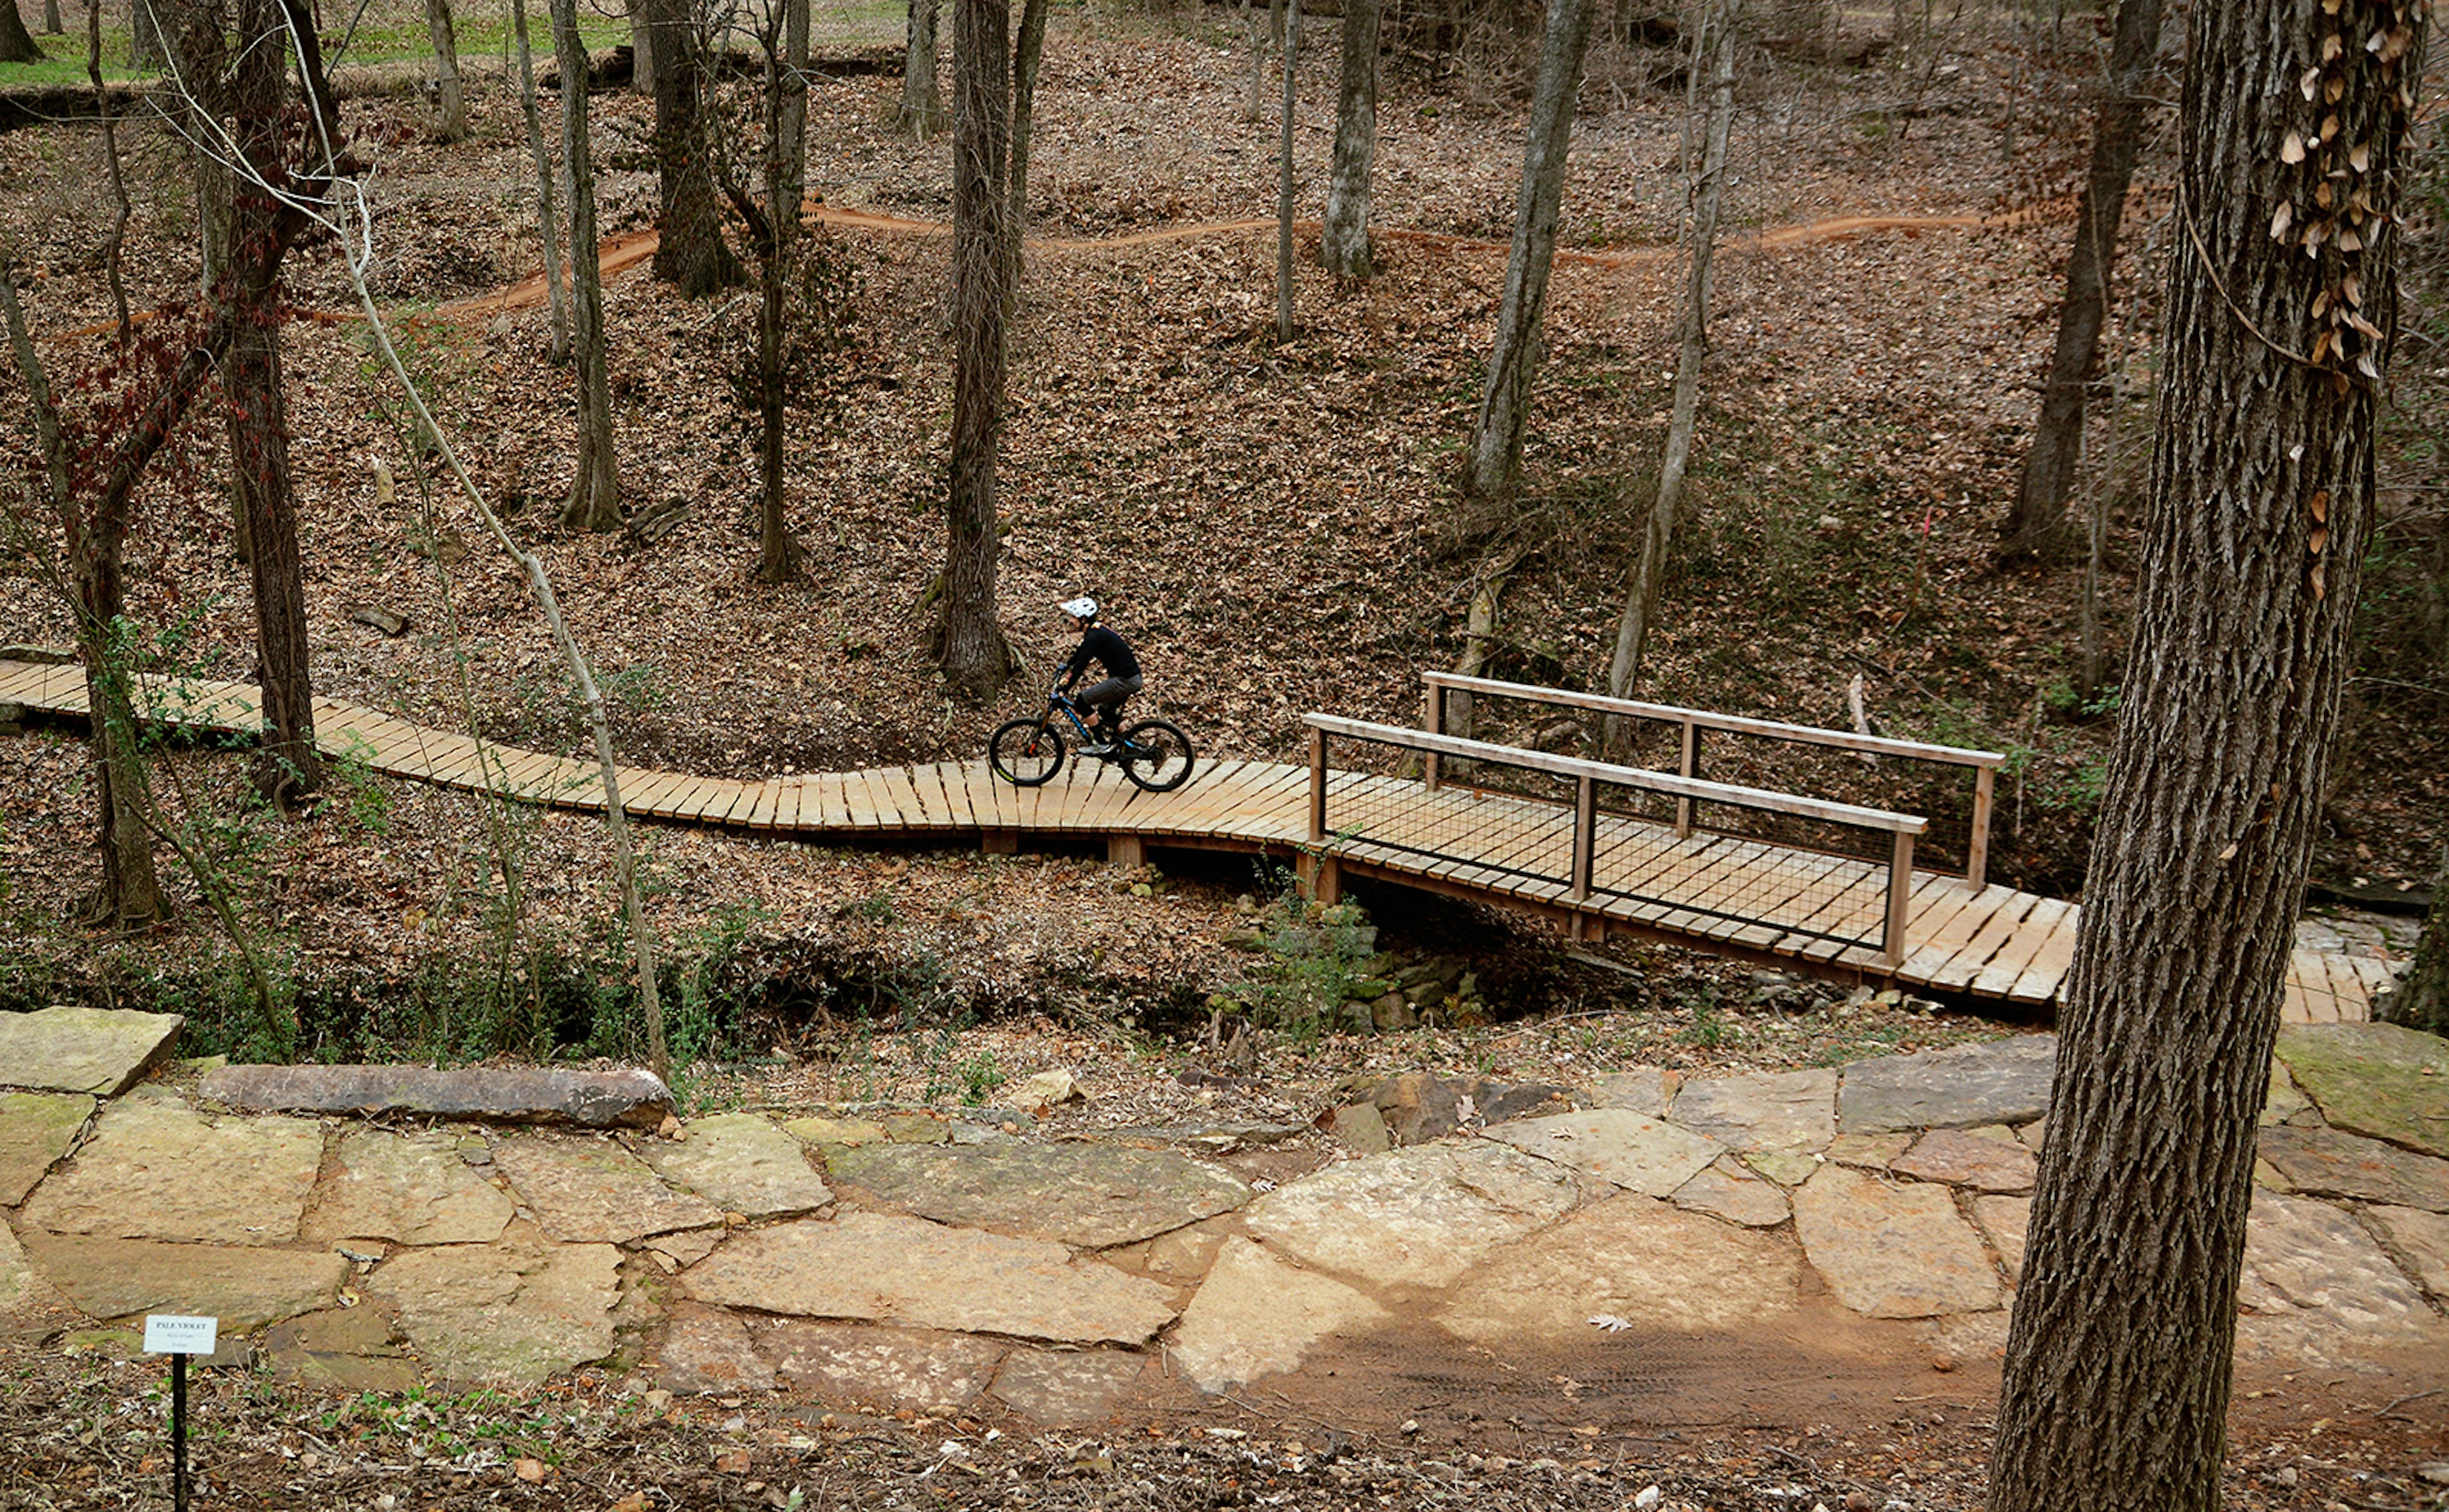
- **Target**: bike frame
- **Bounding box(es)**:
[1044,690,1125,747]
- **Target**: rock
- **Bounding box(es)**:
[648,1228,724,1268]
[1243,1143,1577,1290]
[2256,1125,2449,1212]
[0,1217,72,1328]
[1485,1110,1724,1197]
[2261,1062,2315,1126]
[492,1133,726,1243]
[684,1212,1179,1345]
[1166,1235,1392,1391]
[654,1303,777,1394]
[18,1230,347,1333]
[1671,1156,1792,1228]
[263,1306,420,1395]
[825,1141,1249,1249]
[1742,1150,1823,1187]
[1668,1068,1837,1154]
[348,606,409,636]
[782,1115,890,1148]
[1368,1073,1462,1145]
[1440,1195,1803,1342]
[302,1127,517,1247]
[0,701,22,732]
[638,1113,832,1219]
[990,1348,1147,1427]
[20,1099,321,1245]
[1591,1067,1677,1117]
[1471,1081,1577,1124]
[0,1006,184,1096]
[364,1229,622,1385]
[1327,1103,1393,1154]
[1970,1195,2030,1285]
[2239,1191,2443,1351]
[2364,1205,2449,1300]
[1889,1128,2039,1193]
[198,1064,673,1129]
[1825,1132,1913,1171]
[1791,1164,2001,1318]
[761,1320,1004,1413]
[1008,1069,1084,1115]
[2273,1023,2449,1159]
[0,644,73,663]
[881,1112,950,1145]
[1142,1220,1230,1281]
[1835,1036,2058,1133]
[0,1091,92,1206]
[1371,995,1415,1031]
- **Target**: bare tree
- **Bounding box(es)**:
[647,0,742,295]
[44,0,62,36]
[1004,0,1048,290]
[129,0,158,63]
[1606,0,1733,704]
[1274,0,1299,340]
[550,0,623,531]
[1465,0,1598,502]
[938,0,1013,697]
[1242,0,1264,122]
[0,0,42,61]
[1320,0,1379,277]
[1987,0,2428,1505]
[425,0,468,142]
[901,0,947,135]
[511,0,572,363]
[2000,0,2165,558]
[85,0,133,339]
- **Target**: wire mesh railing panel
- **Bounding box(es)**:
[1693,728,1981,876]
[1320,761,1578,892]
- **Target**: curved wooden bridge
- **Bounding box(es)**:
[0,657,2395,1022]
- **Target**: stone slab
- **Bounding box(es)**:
[1484,1110,1724,1198]
[199,1064,675,1129]
[2240,1191,2443,1349]
[0,1217,72,1327]
[825,1141,1248,1249]
[363,1229,622,1384]
[263,1305,423,1395]
[2274,1023,2449,1159]
[1792,1164,2001,1318]
[0,1091,91,1206]
[1667,1068,1837,1154]
[19,1099,321,1245]
[640,1113,833,1219]
[989,1349,1149,1427]
[494,1133,726,1242]
[1971,1194,2031,1286]
[1591,1067,1677,1118]
[1167,1235,1392,1392]
[1836,1036,2059,1134]
[1743,1150,1822,1187]
[1671,1157,1792,1228]
[655,1302,778,1394]
[684,1212,1179,1345]
[0,1007,182,1096]
[783,1115,890,1148]
[17,1229,346,1332]
[1242,1143,1578,1289]
[2365,1205,2449,1300]
[303,1127,517,1247]
[761,1320,1004,1412]
[1890,1128,2038,1193]
[1439,1195,1804,1342]
[2256,1124,2449,1213]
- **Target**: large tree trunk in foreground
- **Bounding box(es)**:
[512,0,572,363]
[2001,0,2165,558]
[901,0,947,135]
[1320,0,1379,277]
[425,0,468,141]
[1607,1,1732,705]
[1465,0,1598,501]
[938,0,1013,699]
[1987,0,2426,1504]
[552,0,623,531]
[647,0,740,296]
[0,0,42,61]
[2381,843,2449,1033]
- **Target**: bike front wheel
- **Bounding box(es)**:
[1120,719,1196,793]
[990,718,1065,786]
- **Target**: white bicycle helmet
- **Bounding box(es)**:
[1059,596,1099,621]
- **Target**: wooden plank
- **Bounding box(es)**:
[1894,880,2022,987]
[2006,901,2085,1004]
[1925,891,2046,992]
[924,762,974,831]
[774,779,805,832]
[876,767,929,830]
[624,769,693,815]
[1969,896,2077,1000]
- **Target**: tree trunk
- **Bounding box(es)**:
[512,0,572,364]
[552,0,622,531]
[1464,0,1597,501]
[128,0,156,64]
[901,0,947,135]
[631,0,654,94]
[647,0,740,296]
[1242,0,1264,122]
[425,0,468,142]
[85,0,131,340]
[1320,0,1379,277]
[2379,843,2449,1034]
[1606,0,1732,705]
[1275,0,1298,341]
[1004,0,1047,291]
[44,0,59,33]
[2000,0,2164,558]
[0,0,42,61]
[938,0,1013,699]
[756,0,811,584]
[1987,0,2427,1502]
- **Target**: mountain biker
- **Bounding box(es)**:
[1057,596,1141,756]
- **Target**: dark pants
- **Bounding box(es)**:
[1076,674,1142,735]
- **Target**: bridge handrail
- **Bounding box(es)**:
[1418,672,1996,891]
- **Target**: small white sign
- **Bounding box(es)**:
[142,1315,219,1356]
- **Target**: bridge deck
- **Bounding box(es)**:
[0,659,2392,1022]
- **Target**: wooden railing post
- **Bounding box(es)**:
[1308,726,1328,845]
[1675,717,1698,838]
[1967,765,1994,892]
[1571,774,1596,900]
[1884,828,1916,969]
[1422,684,1443,793]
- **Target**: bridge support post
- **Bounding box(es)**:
[1967,766,1994,892]
[982,829,1019,855]
[1107,833,1147,869]
[1297,854,1343,906]
[1883,829,1916,969]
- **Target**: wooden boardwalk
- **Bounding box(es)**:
[0,658,2397,1022]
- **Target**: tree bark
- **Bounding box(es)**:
[512,0,572,364]
[1275,0,1298,341]
[1607,1,1732,705]
[647,0,740,296]
[1004,0,1048,291]
[631,0,654,94]
[938,0,1013,699]
[2001,0,2164,558]
[2379,843,2449,1034]
[1987,0,2427,1504]
[552,0,623,531]
[1320,0,1379,277]
[901,0,947,135]
[45,0,59,33]
[1242,0,1264,122]
[0,0,42,61]
[756,0,811,584]
[85,0,131,340]
[129,0,156,64]
[425,0,468,142]
[1465,0,1597,502]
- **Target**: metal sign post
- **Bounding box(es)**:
[142,1315,218,1512]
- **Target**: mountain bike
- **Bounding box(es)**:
[989,686,1196,792]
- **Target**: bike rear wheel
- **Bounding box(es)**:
[990,718,1065,786]
[1120,719,1196,793]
